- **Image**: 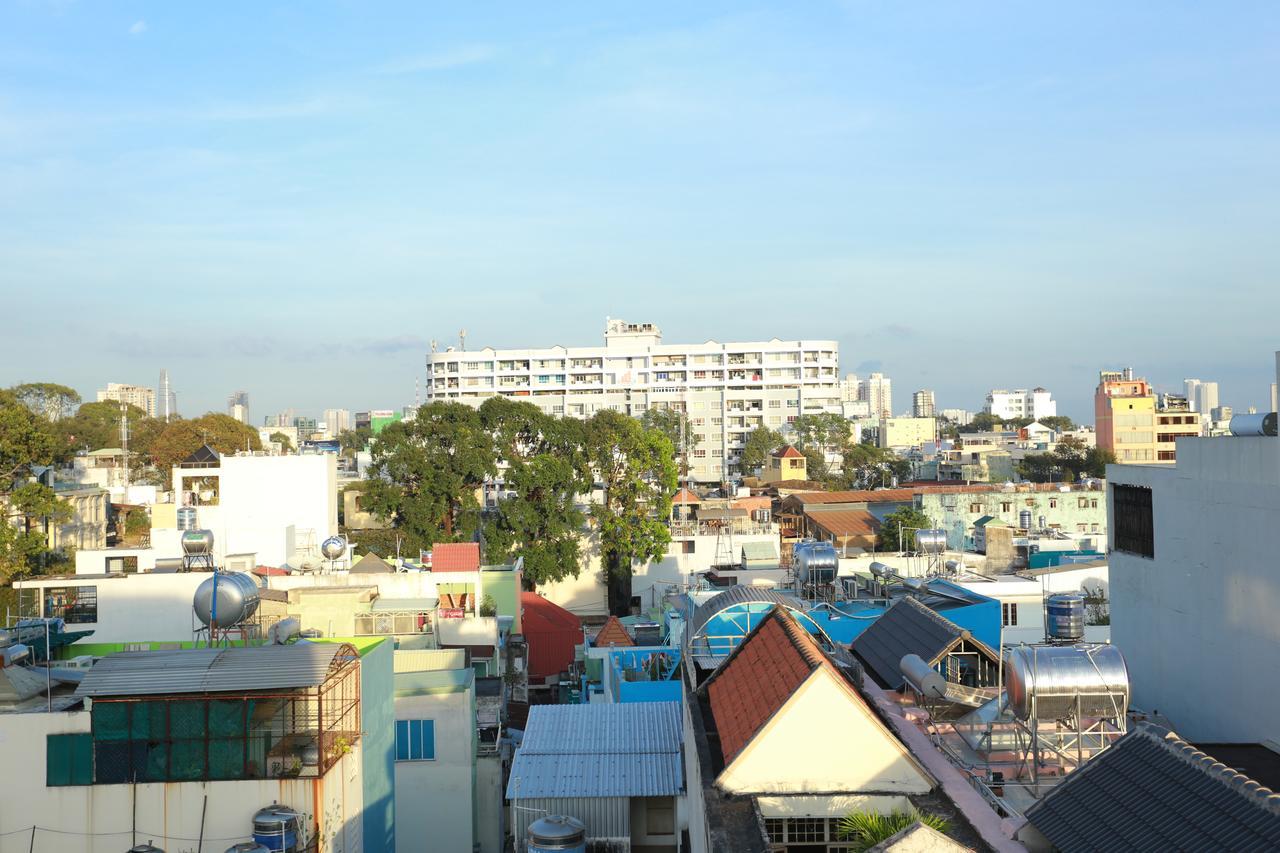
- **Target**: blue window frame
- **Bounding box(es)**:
[394,719,436,761]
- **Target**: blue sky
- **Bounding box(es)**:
[2,2,1278,422]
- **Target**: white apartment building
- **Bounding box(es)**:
[1182,378,1219,414]
[859,373,893,418]
[95,382,155,417]
[985,387,1056,421]
[324,408,353,437]
[423,319,841,483]
[940,408,973,426]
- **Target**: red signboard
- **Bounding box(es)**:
[440,608,466,619]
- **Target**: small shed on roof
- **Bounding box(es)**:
[179,444,220,466]
[349,553,393,573]
[740,541,778,566]
[521,592,583,681]
[772,445,805,459]
[851,596,1000,690]
[593,616,634,648]
[1021,723,1280,853]
[431,542,481,572]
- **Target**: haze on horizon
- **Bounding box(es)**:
[2,2,1278,422]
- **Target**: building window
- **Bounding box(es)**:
[1113,484,1154,558]
[1091,499,1098,509]
[395,719,436,761]
[44,586,97,623]
[1002,602,1018,627]
[969,503,982,513]
[1000,502,1012,513]
[682,541,696,554]
[1049,498,1058,509]
[46,733,94,786]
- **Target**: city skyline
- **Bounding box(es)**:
[2,3,1278,418]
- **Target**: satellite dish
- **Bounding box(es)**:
[291,553,321,573]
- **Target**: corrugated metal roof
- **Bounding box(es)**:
[740,541,778,561]
[76,643,354,697]
[804,508,881,537]
[690,585,806,639]
[1024,723,1280,852]
[506,702,684,799]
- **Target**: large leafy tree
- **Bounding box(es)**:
[337,426,373,458]
[363,402,496,545]
[149,414,262,482]
[638,407,700,477]
[837,443,912,490]
[9,382,81,421]
[585,410,678,614]
[789,412,852,481]
[55,401,151,453]
[739,426,784,474]
[0,390,71,579]
[877,506,934,552]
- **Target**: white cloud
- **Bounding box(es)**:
[376,44,496,74]
[129,20,147,36]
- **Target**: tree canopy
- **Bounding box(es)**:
[149,414,262,481]
[269,431,294,451]
[834,443,913,490]
[877,506,935,552]
[0,390,71,579]
[788,413,852,482]
[740,426,785,474]
[638,408,700,477]
[54,401,151,453]
[1017,436,1115,483]
[9,383,81,422]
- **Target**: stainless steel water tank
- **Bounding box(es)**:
[528,815,587,853]
[193,572,261,628]
[176,506,198,531]
[181,529,215,555]
[1046,593,1085,641]
[1005,644,1129,721]
[914,529,947,553]
[900,654,946,699]
[796,541,838,583]
[1019,509,1032,530]
[1230,412,1278,436]
[320,536,346,560]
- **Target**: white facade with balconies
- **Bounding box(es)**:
[424,319,841,483]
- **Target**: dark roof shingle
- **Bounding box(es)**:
[851,597,966,689]
[1024,723,1280,853]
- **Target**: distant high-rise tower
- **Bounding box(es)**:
[158,369,177,421]
[858,374,893,419]
[97,382,155,417]
[227,391,250,425]
[912,389,936,418]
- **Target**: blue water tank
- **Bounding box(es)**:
[528,815,587,853]
[252,806,300,853]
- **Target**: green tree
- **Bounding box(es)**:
[838,810,950,851]
[269,431,294,452]
[0,390,71,579]
[56,401,151,452]
[790,413,852,483]
[1039,415,1076,432]
[960,412,1003,433]
[9,383,81,421]
[337,426,373,458]
[584,410,678,614]
[739,426,784,474]
[148,414,262,482]
[877,506,934,552]
[838,443,912,490]
[363,402,496,545]
[639,408,700,476]
[1084,446,1116,478]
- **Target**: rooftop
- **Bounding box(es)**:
[1023,723,1280,853]
[431,542,481,572]
[851,597,995,690]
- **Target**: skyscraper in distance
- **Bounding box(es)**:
[158,369,176,421]
[227,391,250,424]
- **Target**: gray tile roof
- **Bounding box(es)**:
[505,701,684,799]
[851,596,966,689]
[1024,723,1280,853]
[76,643,354,697]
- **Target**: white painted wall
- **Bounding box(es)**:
[14,573,208,644]
[0,709,362,853]
[1110,436,1280,743]
[394,685,474,853]
[717,668,933,796]
[75,548,158,575]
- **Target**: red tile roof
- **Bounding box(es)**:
[521,592,583,679]
[704,608,827,765]
[773,445,805,459]
[593,616,634,648]
[432,542,481,572]
[672,487,702,505]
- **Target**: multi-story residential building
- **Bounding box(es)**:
[911,389,936,418]
[423,319,840,483]
[228,390,250,424]
[1183,378,1220,414]
[324,408,353,437]
[1096,368,1198,463]
[840,373,861,402]
[858,373,893,419]
[939,408,973,426]
[95,382,155,417]
[878,416,935,450]
[985,387,1056,421]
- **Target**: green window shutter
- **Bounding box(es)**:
[47,733,93,786]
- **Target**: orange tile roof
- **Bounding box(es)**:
[704,608,827,765]
[773,445,805,459]
[432,542,481,572]
[804,508,881,538]
[672,487,702,505]
[593,616,634,648]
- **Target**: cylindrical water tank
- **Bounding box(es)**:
[181,529,215,555]
[1230,412,1278,436]
[252,805,301,853]
[176,506,198,531]
[528,815,587,853]
[914,529,947,553]
[900,654,946,699]
[193,572,261,628]
[320,536,347,561]
[225,844,271,853]
[127,845,165,853]
[1004,644,1129,721]
[1046,593,1085,641]
[796,541,838,583]
[869,561,892,578]
[1019,510,1032,530]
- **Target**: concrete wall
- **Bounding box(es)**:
[475,753,505,853]
[1109,437,1280,743]
[14,573,208,644]
[357,638,396,853]
[919,488,1107,551]
[0,710,363,853]
[393,680,475,853]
